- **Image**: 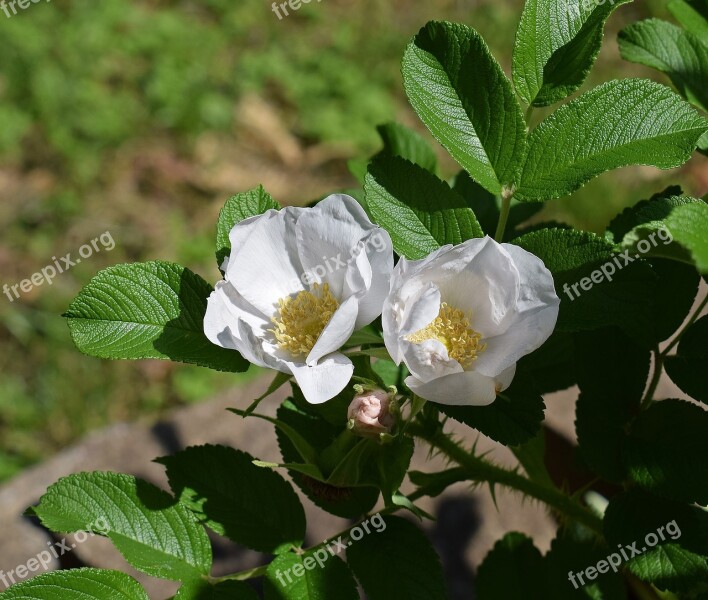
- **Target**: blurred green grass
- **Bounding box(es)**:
[0,0,705,481]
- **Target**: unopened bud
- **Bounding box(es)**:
[347,389,396,438]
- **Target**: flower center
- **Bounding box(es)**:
[271,283,339,357]
[406,302,486,368]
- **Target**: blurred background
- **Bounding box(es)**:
[0,0,706,484]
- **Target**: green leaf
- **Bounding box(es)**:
[0,569,149,600]
[402,21,527,195]
[322,437,375,486]
[477,533,548,599]
[517,330,576,394]
[619,197,708,273]
[574,328,650,483]
[367,436,415,505]
[374,122,438,173]
[619,19,708,112]
[64,261,249,373]
[450,170,500,236]
[511,430,555,489]
[229,408,319,465]
[659,201,708,272]
[544,528,628,599]
[697,130,708,154]
[216,185,280,269]
[512,228,657,341]
[606,186,684,242]
[665,315,708,403]
[371,358,404,388]
[604,490,708,594]
[668,0,708,42]
[155,445,306,553]
[347,516,448,600]
[344,325,384,347]
[624,399,708,504]
[319,433,414,506]
[347,347,392,361]
[606,192,701,342]
[31,472,212,581]
[438,370,545,447]
[364,155,483,259]
[264,551,358,600]
[253,461,324,480]
[517,80,708,201]
[175,580,259,600]
[275,398,379,519]
[513,0,632,106]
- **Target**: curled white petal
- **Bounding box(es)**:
[307,296,359,366]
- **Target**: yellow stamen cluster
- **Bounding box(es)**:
[271,283,339,357]
[406,302,486,368]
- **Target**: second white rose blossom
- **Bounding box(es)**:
[204,194,393,405]
[382,236,560,406]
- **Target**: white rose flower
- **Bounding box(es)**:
[382,236,560,406]
[204,194,393,404]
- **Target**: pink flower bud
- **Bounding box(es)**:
[347,389,395,438]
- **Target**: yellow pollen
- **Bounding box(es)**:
[406,302,486,368]
[271,283,339,357]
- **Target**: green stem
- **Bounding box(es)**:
[411,425,603,534]
[626,573,667,600]
[660,292,708,358]
[641,346,663,410]
[525,105,535,127]
[211,564,269,583]
[639,292,707,410]
[494,190,513,243]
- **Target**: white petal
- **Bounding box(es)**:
[400,282,441,336]
[237,318,290,372]
[347,231,394,328]
[343,241,373,300]
[226,212,273,265]
[381,246,453,358]
[473,244,560,377]
[227,208,305,317]
[307,296,359,365]
[382,297,403,365]
[405,371,498,406]
[433,237,519,338]
[402,338,463,383]
[495,363,517,392]
[395,244,455,283]
[383,281,440,365]
[289,353,355,404]
[295,194,378,298]
[204,281,273,368]
[318,193,376,228]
